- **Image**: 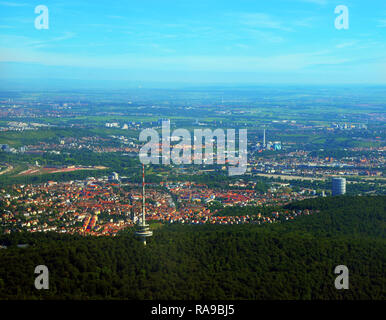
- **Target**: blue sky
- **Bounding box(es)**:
[0,0,385,87]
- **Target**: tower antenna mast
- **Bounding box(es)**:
[135,164,153,245]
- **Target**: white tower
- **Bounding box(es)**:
[135,164,153,245]
[332,178,346,196]
[263,129,266,148]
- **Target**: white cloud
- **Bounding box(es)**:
[292,17,318,28]
[107,15,126,20]
[243,28,285,43]
[335,41,357,49]
[237,13,291,31]
[298,0,328,5]
[377,19,386,27]
[0,1,28,6]
[0,44,355,73]
[235,44,249,49]
[28,32,76,48]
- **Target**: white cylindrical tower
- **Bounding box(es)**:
[332,177,346,196]
[263,129,266,148]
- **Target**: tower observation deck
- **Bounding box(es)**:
[135,164,153,245]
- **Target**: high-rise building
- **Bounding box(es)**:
[273,142,282,150]
[108,172,119,182]
[332,178,346,196]
[263,129,266,148]
[158,118,170,126]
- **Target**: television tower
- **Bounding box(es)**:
[135,164,153,245]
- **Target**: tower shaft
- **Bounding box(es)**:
[142,163,145,224]
[135,164,153,245]
[263,128,266,147]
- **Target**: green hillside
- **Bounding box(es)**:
[0,196,385,300]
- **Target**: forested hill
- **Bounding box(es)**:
[0,196,385,300]
[282,195,386,238]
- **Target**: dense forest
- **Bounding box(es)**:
[0,196,384,300]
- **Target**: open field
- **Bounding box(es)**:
[345,175,386,182]
[254,173,326,181]
[17,165,108,176]
[0,164,13,176]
